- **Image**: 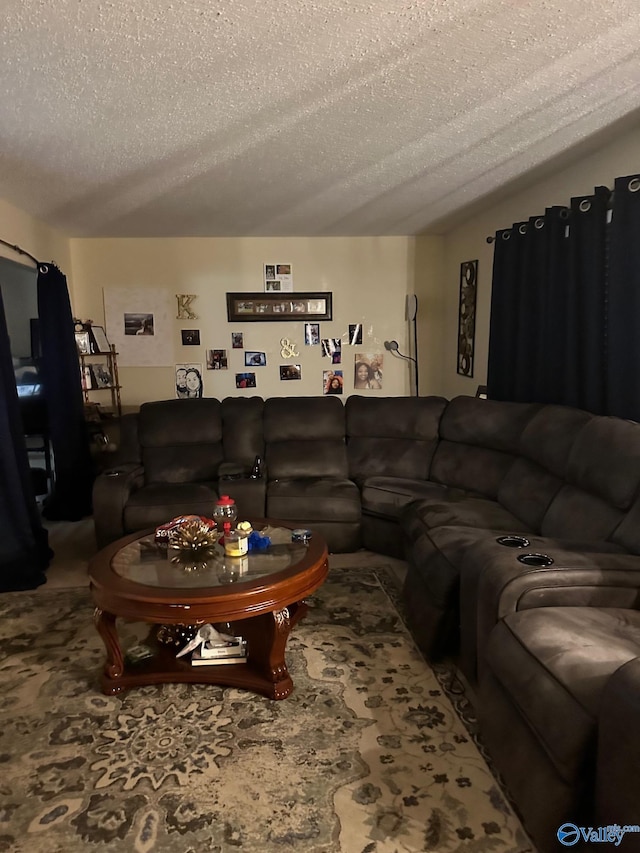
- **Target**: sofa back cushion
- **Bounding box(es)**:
[542,415,640,541]
[345,395,447,484]
[610,495,640,554]
[221,396,264,468]
[430,397,539,498]
[264,396,348,478]
[497,405,593,531]
[139,398,224,484]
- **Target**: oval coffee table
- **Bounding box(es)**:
[89,522,329,700]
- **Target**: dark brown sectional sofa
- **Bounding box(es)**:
[93,394,640,853]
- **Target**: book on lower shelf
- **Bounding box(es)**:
[191,648,247,666]
[198,637,246,659]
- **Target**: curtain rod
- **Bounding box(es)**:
[0,237,45,270]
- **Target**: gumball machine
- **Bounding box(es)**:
[213,495,237,540]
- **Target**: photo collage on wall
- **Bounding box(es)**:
[110,273,388,398]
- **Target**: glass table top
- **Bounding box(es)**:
[111,526,309,589]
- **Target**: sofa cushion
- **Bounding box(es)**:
[429,397,539,498]
[482,607,640,783]
[596,658,640,830]
[267,477,361,523]
[541,484,624,541]
[345,395,446,483]
[519,404,593,478]
[610,493,640,554]
[221,396,264,469]
[567,415,640,510]
[437,396,540,453]
[139,399,224,484]
[497,457,563,532]
[264,396,348,478]
[537,415,640,544]
[407,494,526,532]
[429,441,516,499]
[360,477,457,519]
[123,482,218,531]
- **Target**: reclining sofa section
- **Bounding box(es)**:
[92,393,448,553]
[92,392,640,851]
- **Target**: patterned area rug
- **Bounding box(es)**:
[0,566,534,852]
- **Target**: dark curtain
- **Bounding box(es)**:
[486,178,636,418]
[562,187,609,413]
[37,264,93,520]
[607,176,640,420]
[486,222,527,402]
[488,208,571,404]
[0,287,50,590]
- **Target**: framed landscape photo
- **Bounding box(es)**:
[226,292,332,322]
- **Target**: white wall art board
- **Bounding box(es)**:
[104,288,174,366]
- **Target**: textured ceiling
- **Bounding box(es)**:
[1,0,640,237]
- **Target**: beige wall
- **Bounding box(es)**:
[413,235,446,397]
[6,119,639,408]
[0,198,72,281]
[69,236,421,407]
[439,124,640,400]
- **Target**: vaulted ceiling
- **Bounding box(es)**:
[2,0,639,238]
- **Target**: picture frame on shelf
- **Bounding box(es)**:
[90,325,111,353]
[88,363,113,388]
[81,365,93,390]
[75,331,91,355]
[226,292,332,322]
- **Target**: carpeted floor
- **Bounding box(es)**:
[0,559,534,852]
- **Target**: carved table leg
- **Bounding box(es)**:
[93,607,125,694]
[236,606,301,699]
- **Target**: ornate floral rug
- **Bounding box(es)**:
[0,567,534,852]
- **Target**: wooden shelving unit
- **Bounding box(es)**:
[79,344,122,417]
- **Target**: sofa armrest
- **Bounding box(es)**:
[488,554,640,619]
[93,464,144,549]
[596,657,640,835]
[473,548,640,680]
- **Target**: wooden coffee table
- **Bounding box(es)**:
[88,522,328,700]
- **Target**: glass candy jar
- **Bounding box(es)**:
[213,494,237,535]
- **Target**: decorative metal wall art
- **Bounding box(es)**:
[457,260,478,377]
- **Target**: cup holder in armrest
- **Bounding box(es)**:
[496,535,530,548]
[517,553,554,567]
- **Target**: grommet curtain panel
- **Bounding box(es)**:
[37,263,93,521]
[0,259,92,590]
[487,175,640,420]
[0,286,50,590]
